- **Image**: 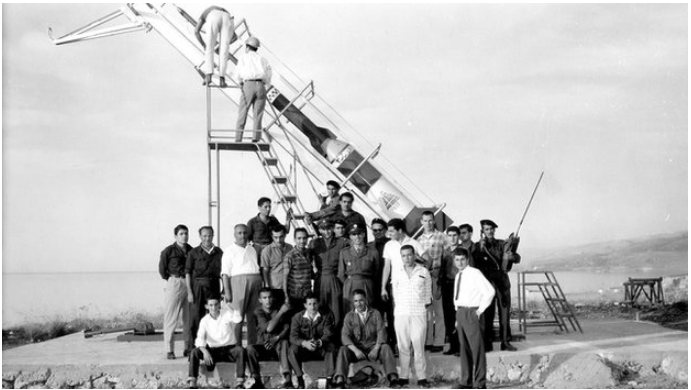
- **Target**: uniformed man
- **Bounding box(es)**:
[339,223,380,314]
[311,219,347,327]
[329,192,367,241]
[472,220,520,352]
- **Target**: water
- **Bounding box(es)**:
[0,270,673,327]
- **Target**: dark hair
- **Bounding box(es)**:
[303,290,319,304]
[400,244,415,254]
[446,226,460,235]
[174,224,189,235]
[452,247,470,258]
[459,224,474,233]
[352,289,367,298]
[206,294,221,303]
[271,224,287,234]
[339,192,354,201]
[294,227,308,237]
[259,287,273,296]
[326,180,341,189]
[371,218,387,227]
[247,45,258,52]
[421,210,434,218]
[258,197,272,207]
[387,218,406,233]
[334,219,347,227]
[199,226,214,235]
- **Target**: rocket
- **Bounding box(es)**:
[267,87,453,234]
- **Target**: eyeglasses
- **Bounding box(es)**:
[372,228,385,233]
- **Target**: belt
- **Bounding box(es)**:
[194,277,214,281]
[346,275,370,280]
[246,79,264,82]
[169,274,185,279]
[456,306,479,310]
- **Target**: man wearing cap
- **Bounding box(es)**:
[472,219,521,352]
[310,219,348,327]
[195,6,240,88]
[329,192,367,241]
[233,36,272,142]
[339,223,380,314]
[304,180,342,227]
[159,224,193,359]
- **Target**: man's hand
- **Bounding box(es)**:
[352,347,366,360]
[187,291,194,303]
[304,214,312,224]
[381,290,389,302]
[202,348,214,366]
[302,340,317,351]
[475,309,482,319]
[224,291,232,303]
[265,336,277,350]
[367,345,379,360]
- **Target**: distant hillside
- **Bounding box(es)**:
[520,231,688,275]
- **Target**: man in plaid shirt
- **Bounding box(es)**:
[417,211,447,353]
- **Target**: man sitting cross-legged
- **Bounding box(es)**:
[187,297,247,389]
[288,291,337,389]
[247,288,293,389]
[332,289,399,389]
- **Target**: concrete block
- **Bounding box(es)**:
[543,354,617,389]
[13,368,51,389]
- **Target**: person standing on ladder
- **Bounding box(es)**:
[195,6,238,88]
[233,36,272,142]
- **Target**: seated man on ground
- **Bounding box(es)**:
[247,288,293,389]
[187,297,247,389]
[288,292,337,389]
[333,289,399,389]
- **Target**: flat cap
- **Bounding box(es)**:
[317,219,334,229]
[480,219,498,228]
[347,223,366,235]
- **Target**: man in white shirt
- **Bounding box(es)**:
[187,297,247,389]
[453,247,495,389]
[195,6,240,88]
[392,245,432,388]
[233,36,272,142]
[222,224,263,345]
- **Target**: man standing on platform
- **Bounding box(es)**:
[472,219,520,352]
[159,224,193,359]
[392,245,432,388]
[222,224,263,345]
[339,223,380,314]
[311,219,347,327]
[452,247,495,390]
[186,226,223,354]
[332,289,399,389]
[261,224,293,307]
[187,297,247,389]
[247,197,292,258]
[418,211,446,353]
[234,36,272,142]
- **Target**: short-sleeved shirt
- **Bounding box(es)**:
[392,264,432,316]
[284,248,314,300]
[186,245,223,279]
[418,230,447,277]
[254,306,290,344]
[382,236,423,281]
[247,214,283,246]
[261,242,293,289]
[222,243,260,277]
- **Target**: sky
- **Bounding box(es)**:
[2,3,687,274]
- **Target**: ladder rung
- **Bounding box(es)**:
[544,298,567,302]
[209,201,218,207]
[522,282,559,286]
[272,177,288,184]
[291,214,306,220]
[209,140,270,152]
[281,195,297,203]
[263,158,278,166]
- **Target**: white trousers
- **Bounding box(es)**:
[163,277,189,353]
[394,314,428,380]
[202,10,235,77]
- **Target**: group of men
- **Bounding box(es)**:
[159,181,521,389]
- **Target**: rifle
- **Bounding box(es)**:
[503,171,544,270]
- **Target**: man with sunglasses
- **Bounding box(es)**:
[339,223,380,314]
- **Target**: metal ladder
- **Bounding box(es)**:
[517,271,583,334]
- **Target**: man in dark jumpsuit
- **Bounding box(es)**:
[186,226,223,350]
[472,220,520,352]
[311,219,348,328]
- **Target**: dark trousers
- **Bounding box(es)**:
[288,342,336,378]
[271,289,286,311]
[335,344,397,380]
[383,283,396,347]
[484,274,512,348]
[188,344,246,379]
[441,280,459,352]
[188,279,220,348]
[456,307,486,388]
[247,340,290,377]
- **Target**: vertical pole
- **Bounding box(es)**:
[207,86,212,227]
[216,144,221,247]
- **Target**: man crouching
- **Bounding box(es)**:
[332,289,399,389]
[188,297,247,389]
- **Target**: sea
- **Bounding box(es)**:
[0,270,671,328]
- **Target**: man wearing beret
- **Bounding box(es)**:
[472,219,521,352]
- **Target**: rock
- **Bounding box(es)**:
[660,355,688,383]
[627,380,637,386]
[14,368,51,389]
[543,354,617,389]
[507,363,524,381]
[528,354,554,385]
[2,372,20,383]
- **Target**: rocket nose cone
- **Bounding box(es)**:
[322,138,351,163]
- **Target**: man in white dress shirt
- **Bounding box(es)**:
[233,36,272,142]
[187,297,247,389]
[453,247,495,389]
[222,224,263,345]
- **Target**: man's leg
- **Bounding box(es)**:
[218,13,234,78]
[252,83,267,141]
[277,339,292,378]
[179,282,191,353]
[235,83,253,141]
[483,293,497,351]
[457,309,472,388]
[245,275,263,345]
[385,284,397,348]
[334,346,356,384]
[497,274,514,350]
[394,315,412,380]
[467,310,487,389]
[188,283,205,350]
[432,293,446,348]
[441,282,459,353]
[287,344,305,378]
[410,314,428,380]
[247,344,268,379]
[227,345,248,386]
[188,347,205,381]
[201,13,220,77]
[322,342,337,379]
[163,278,178,355]
[231,275,248,343]
[377,344,399,379]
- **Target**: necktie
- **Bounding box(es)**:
[455,271,463,301]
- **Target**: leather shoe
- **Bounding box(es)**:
[443,348,459,355]
[417,379,431,388]
[429,346,444,353]
[500,342,517,351]
[166,352,175,360]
